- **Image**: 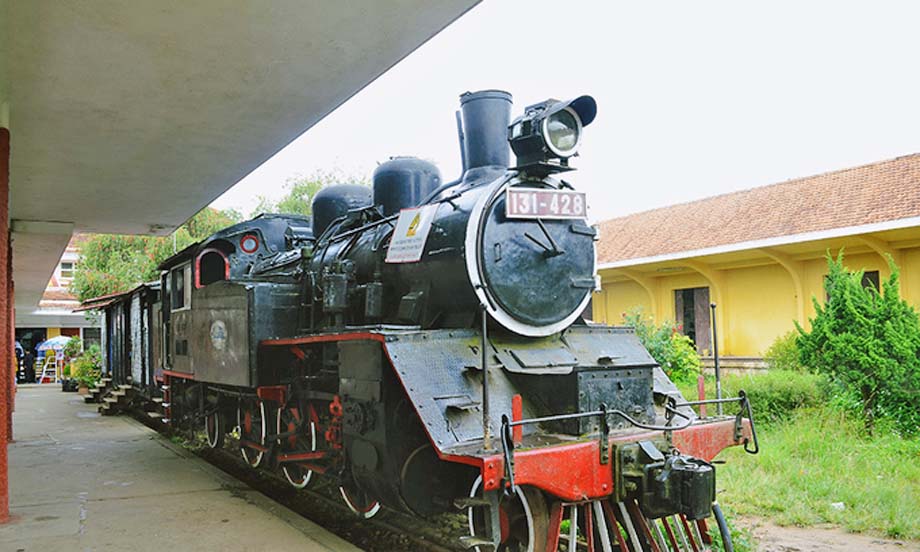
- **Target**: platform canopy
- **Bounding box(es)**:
[1,0,479,309]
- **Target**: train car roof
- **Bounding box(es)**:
[157,213,312,270]
[76,281,161,312]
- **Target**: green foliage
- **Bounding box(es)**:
[706,505,756,552]
[681,370,825,424]
[763,330,806,372]
[183,207,242,239]
[796,252,920,435]
[623,308,701,384]
[250,170,369,217]
[70,207,241,302]
[716,405,920,539]
[62,336,82,361]
[72,344,102,387]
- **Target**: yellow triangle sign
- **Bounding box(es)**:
[406,212,421,237]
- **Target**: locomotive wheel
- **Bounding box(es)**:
[338,484,381,519]
[237,398,267,468]
[204,411,223,449]
[466,476,549,552]
[276,405,316,489]
[544,497,725,552]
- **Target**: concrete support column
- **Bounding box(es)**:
[0,127,10,524]
[619,269,660,321]
[758,248,806,326]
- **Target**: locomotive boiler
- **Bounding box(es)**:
[94,89,758,552]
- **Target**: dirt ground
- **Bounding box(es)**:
[740,517,920,552]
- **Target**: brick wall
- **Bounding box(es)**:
[1,127,10,523]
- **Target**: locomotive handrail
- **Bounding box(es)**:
[672,390,760,455]
[498,393,758,495]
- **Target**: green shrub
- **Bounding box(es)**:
[679,370,826,424]
[726,370,825,423]
[797,252,920,435]
[72,344,102,388]
[623,308,701,384]
[62,336,82,360]
[763,331,806,371]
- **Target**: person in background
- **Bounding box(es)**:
[23,350,35,384]
[15,342,23,383]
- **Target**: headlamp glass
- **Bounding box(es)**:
[543,108,581,157]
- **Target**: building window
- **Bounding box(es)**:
[824,270,881,301]
[862,270,880,291]
[82,327,101,350]
[60,261,75,280]
[674,287,712,353]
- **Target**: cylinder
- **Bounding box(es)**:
[459,90,512,172]
[373,157,442,217]
[311,184,373,237]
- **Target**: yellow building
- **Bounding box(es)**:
[593,154,920,365]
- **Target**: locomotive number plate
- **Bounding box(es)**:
[505,189,587,220]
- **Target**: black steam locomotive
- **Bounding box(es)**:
[87,90,757,552]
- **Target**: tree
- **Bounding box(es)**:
[250,170,368,218]
[796,252,920,434]
[184,207,242,239]
[623,308,701,384]
[70,207,240,302]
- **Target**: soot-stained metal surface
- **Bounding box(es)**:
[383,325,663,456]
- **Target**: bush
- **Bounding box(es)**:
[796,252,920,435]
[623,308,701,384]
[725,370,825,424]
[72,345,102,388]
[679,370,826,424]
[763,331,806,372]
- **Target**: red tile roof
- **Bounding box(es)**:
[597,154,920,265]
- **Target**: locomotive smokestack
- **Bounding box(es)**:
[459,90,512,179]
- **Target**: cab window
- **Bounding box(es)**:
[171,263,192,310]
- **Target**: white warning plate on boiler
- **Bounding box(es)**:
[385,204,439,263]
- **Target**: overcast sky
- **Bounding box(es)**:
[212,0,920,223]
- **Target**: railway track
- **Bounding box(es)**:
[198,444,465,552]
[138,410,465,552]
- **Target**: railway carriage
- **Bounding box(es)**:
[87,90,758,552]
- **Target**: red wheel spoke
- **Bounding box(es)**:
[546,501,564,552]
[679,514,700,552]
[602,500,630,552]
[662,516,680,551]
[584,503,595,552]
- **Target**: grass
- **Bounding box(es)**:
[712,405,920,540]
[676,371,920,540]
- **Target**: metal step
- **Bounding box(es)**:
[458,536,496,550]
[103,397,119,404]
[151,397,164,403]
[454,497,491,510]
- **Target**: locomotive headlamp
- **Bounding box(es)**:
[509,95,597,173]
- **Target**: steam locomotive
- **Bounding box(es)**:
[87,90,758,552]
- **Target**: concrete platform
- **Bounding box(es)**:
[0,385,361,552]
